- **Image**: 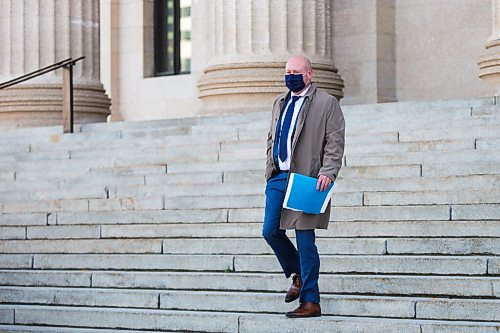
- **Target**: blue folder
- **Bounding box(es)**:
[283,173,334,214]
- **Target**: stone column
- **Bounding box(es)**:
[0,0,110,128]
[478,0,500,94]
[197,0,344,115]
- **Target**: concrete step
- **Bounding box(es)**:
[113,183,267,199]
[13,149,495,183]
[0,227,25,240]
[241,314,500,333]
[1,304,499,332]
[346,149,500,167]
[333,175,500,193]
[399,125,500,142]
[234,254,489,275]
[385,238,500,255]
[0,213,49,227]
[4,164,432,195]
[189,112,500,140]
[96,220,500,239]
[78,110,267,132]
[232,204,499,222]
[0,305,239,332]
[0,191,437,213]
[2,170,222,195]
[160,290,500,321]
[0,158,120,173]
[0,126,64,143]
[346,114,500,133]
[0,237,380,255]
[340,97,494,116]
[0,95,498,331]
[2,286,498,321]
[233,122,500,145]
[327,205,452,221]
[0,158,265,177]
[12,170,148,185]
[423,161,500,177]
[364,190,500,206]
[477,137,500,149]
[0,270,92,287]
[162,238,387,255]
[111,184,497,208]
[160,237,499,255]
[10,145,219,165]
[164,165,491,182]
[473,104,500,116]
[111,177,498,201]
[0,128,123,149]
[0,174,500,213]
[2,270,497,298]
[0,186,109,202]
[2,254,488,275]
[0,239,162,254]
[28,254,234,271]
[0,325,166,333]
[1,196,164,214]
[160,193,358,209]
[323,220,500,238]
[239,128,400,144]
[67,143,219,162]
[3,160,230,184]
[3,220,496,240]
[0,171,14,181]
[222,138,476,155]
[75,196,474,218]
[223,164,421,182]
[75,172,496,204]
[452,204,500,220]
[25,132,227,155]
[51,209,229,226]
[0,286,159,309]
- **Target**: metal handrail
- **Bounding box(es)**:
[0,56,85,133]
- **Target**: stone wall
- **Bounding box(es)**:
[395,0,491,102]
[100,0,494,121]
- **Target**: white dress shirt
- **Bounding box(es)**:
[278,84,311,171]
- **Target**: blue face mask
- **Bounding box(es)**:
[285,73,306,92]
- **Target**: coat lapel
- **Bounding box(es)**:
[291,84,316,152]
[271,93,289,142]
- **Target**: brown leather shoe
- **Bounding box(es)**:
[286,302,321,318]
[285,274,302,303]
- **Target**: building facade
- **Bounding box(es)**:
[0,0,499,126]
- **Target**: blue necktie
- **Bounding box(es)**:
[279,95,300,162]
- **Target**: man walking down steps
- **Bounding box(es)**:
[263,55,346,318]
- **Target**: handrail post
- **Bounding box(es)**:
[62,62,74,133]
[0,56,84,132]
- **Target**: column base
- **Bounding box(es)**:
[198,62,344,115]
[478,39,500,94]
[0,83,111,128]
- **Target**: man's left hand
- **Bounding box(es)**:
[316,175,332,192]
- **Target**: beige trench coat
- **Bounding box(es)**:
[265,83,345,230]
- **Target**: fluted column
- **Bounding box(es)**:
[478,0,500,94]
[198,0,344,115]
[0,0,110,128]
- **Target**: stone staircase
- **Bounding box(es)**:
[0,96,499,332]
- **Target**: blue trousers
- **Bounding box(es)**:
[262,171,320,304]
